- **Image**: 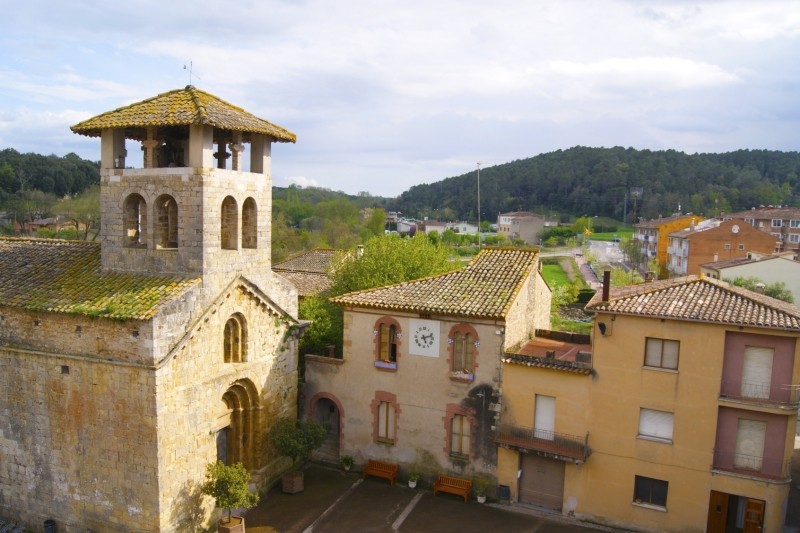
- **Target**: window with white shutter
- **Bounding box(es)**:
[638,408,674,443]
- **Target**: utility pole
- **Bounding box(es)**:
[477,162,481,249]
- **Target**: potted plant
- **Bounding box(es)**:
[340,455,354,472]
[269,417,326,493]
[408,469,420,489]
[475,478,487,504]
[200,461,259,533]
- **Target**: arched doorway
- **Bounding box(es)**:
[219,379,259,469]
[311,395,342,463]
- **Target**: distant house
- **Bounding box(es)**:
[700,252,800,303]
[667,218,781,276]
[450,221,478,235]
[724,206,800,252]
[419,219,447,235]
[497,211,552,244]
[273,248,340,300]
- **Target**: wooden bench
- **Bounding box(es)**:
[433,474,472,502]
[362,459,398,485]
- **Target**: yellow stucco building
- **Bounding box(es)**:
[497,274,800,533]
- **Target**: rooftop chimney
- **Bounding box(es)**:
[602,270,611,303]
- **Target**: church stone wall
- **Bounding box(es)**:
[155,284,298,531]
[0,334,161,533]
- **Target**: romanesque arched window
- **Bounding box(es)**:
[123,193,147,248]
[242,197,257,249]
[224,313,247,363]
[221,196,238,250]
[155,194,178,249]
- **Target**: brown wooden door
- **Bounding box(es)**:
[743,498,765,533]
[706,490,728,533]
[519,454,564,511]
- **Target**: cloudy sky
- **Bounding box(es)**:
[1,1,798,197]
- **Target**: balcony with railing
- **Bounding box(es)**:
[719,379,800,409]
[712,450,791,481]
[496,424,590,462]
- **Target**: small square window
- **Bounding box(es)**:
[644,338,679,370]
[724,243,731,250]
[738,244,745,250]
[638,408,674,443]
[634,476,668,507]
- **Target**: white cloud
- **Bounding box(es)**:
[0,0,798,196]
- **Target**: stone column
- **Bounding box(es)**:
[229,132,244,171]
[142,127,159,169]
[215,141,230,169]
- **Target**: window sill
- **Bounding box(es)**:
[376,438,395,446]
[642,366,678,374]
[374,361,398,372]
[632,501,667,512]
[636,435,673,445]
[449,371,474,383]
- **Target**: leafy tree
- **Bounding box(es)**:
[200,461,259,524]
[53,185,100,240]
[298,294,343,361]
[329,234,458,296]
[268,417,327,470]
[727,276,794,303]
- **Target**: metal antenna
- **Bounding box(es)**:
[477,162,482,249]
[183,61,201,85]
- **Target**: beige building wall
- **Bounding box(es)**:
[503,272,551,348]
[304,308,504,478]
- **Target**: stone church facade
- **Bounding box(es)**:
[0,87,300,532]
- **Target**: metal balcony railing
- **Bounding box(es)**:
[496,424,590,461]
[712,450,791,481]
[719,379,800,407]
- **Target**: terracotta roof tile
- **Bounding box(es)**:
[501,354,593,375]
[274,272,332,297]
[71,85,296,143]
[273,249,340,274]
[331,248,540,319]
[0,238,200,320]
[585,275,800,331]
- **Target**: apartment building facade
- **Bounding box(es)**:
[496,275,800,532]
[632,214,702,276]
[667,218,781,276]
[725,206,800,252]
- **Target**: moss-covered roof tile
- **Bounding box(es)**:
[331,248,540,319]
[0,238,200,320]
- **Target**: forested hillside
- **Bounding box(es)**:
[0,148,99,198]
[391,147,800,222]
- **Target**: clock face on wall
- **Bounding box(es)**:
[409,318,440,357]
[413,324,435,349]
[731,224,740,234]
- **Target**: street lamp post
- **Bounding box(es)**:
[477,162,481,249]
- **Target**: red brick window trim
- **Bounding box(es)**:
[443,403,475,460]
[373,317,402,369]
[447,324,479,381]
[371,391,400,445]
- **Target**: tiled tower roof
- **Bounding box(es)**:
[71,85,296,143]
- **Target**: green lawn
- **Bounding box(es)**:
[542,264,571,289]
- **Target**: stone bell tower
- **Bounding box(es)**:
[71,86,297,296]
